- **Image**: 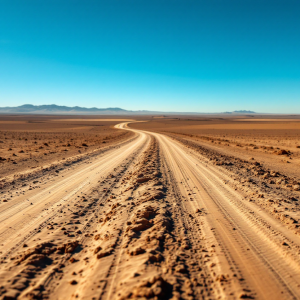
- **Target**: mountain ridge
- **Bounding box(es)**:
[0,104,157,115]
[0,104,257,115]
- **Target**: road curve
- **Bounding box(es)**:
[122,122,300,300]
[0,122,300,300]
[0,129,149,260]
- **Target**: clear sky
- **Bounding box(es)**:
[0,0,299,113]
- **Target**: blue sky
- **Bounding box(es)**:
[0,0,299,113]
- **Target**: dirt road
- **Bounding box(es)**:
[151,131,300,300]
[0,123,300,300]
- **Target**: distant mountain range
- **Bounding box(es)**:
[0,104,161,115]
[0,104,257,115]
[224,110,256,114]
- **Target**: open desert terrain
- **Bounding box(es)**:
[1,115,300,300]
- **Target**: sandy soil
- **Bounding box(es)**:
[130,116,300,178]
[0,115,300,300]
[0,115,133,179]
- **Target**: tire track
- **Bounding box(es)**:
[153,132,300,299]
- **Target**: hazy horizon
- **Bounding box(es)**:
[0,103,260,114]
[1,0,300,113]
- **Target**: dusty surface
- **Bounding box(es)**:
[0,115,133,179]
[130,116,300,178]
[0,115,300,299]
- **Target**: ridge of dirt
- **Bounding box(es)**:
[75,137,225,300]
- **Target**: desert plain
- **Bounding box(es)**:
[0,114,300,300]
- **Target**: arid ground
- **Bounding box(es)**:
[1,115,300,300]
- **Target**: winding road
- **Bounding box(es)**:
[0,122,300,300]
[122,122,300,300]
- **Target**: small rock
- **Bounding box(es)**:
[293,185,300,191]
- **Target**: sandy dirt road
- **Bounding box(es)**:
[0,123,300,300]
[0,130,148,257]
[123,123,300,300]
[152,132,300,299]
